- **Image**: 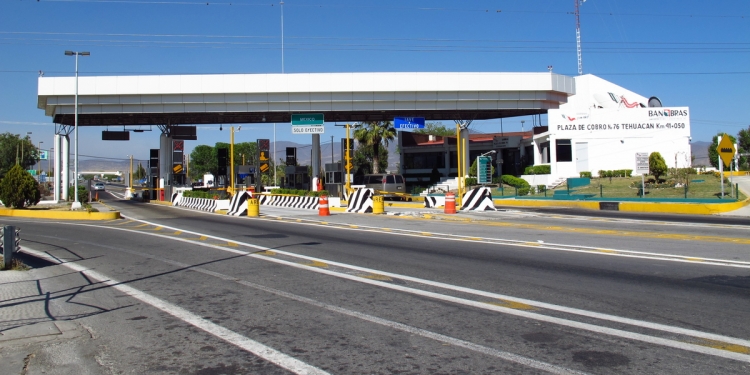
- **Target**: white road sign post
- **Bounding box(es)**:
[635,152,649,198]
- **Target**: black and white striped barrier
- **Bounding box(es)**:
[461,187,497,211]
[424,196,446,208]
[256,195,320,210]
[174,195,218,212]
[171,192,182,206]
[346,188,374,213]
[226,191,254,216]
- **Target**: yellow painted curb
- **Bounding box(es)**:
[330,207,346,212]
[619,199,749,215]
[0,208,120,220]
[494,199,601,211]
[148,200,173,206]
[384,202,424,209]
[494,197,750,215]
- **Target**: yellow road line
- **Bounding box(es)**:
[472,220,750,245]
[486,299,538,311]
[360,273,393,281]
[596,249,618,254]
[696,339,750,354]
[304,260,329,268]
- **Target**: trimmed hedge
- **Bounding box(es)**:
[269,188,330,197]
[580,171,592,178]
[523,165,551,175]
[597,169,633,178]
[183,190,217,199]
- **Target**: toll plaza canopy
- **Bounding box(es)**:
[37,72,576,126]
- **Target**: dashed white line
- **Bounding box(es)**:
[19,247,330,375]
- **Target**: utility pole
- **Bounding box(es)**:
[575,0,585,75]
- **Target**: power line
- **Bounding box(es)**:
[32,1,749,18]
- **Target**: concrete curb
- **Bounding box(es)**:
[494,197,750,215]
[371,196,750,216]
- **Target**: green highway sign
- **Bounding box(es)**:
[291,113,324,126]
[477,156,492,184]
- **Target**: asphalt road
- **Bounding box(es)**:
[3,189,750,374]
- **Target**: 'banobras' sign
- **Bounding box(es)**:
[647,108,688,119]
[548,107,690,135]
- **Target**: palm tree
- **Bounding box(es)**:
[353,121,396,174]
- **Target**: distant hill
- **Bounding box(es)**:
[75,140,400,174]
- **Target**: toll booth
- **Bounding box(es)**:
[285,165,309,190]
[324,163,343,197]
[237,165,255,190]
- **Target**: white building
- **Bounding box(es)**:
[529,75,691,185]
[397,74,692,189]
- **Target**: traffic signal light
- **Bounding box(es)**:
[257,139,270,174]
[217,148,228,176]
[286,147,297,166]
[341,138,354,172]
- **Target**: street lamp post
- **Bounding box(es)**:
[65,50,90,210]
[128,155,133,189]
[230,126,241,196]
[48,147,53,178]
[37,141,43,175]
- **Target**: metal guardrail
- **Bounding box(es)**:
[1,225,21,269]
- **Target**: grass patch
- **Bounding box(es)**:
[568,174,744,200]
[0,257,29,271]
[489,174,746,200]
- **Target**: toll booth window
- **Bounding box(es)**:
[386,175,395,184]
[556,139,573,162]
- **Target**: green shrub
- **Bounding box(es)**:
[464,177,477,187]
[536,185,547,193]
[183,190,216,199]
[517,187,530,196]
[501,175,530,188]
[649,152,668,181]
[0,165,41,208]
[580,171,592,178]
[67,185,88,203]
[523,165,551,175]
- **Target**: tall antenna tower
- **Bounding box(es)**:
[575,0,585,75]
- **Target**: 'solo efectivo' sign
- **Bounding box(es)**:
[291,113,325,134]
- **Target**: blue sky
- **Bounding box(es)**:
[1,0,748,165]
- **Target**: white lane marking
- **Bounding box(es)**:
[60,243,587,375]
[31,218,750,363]
[267,218,750,268]
[19,247,330,375]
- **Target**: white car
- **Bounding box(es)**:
[93,182,106,191]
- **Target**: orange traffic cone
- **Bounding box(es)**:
[319,195,330,216]
[444,192,456,214]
